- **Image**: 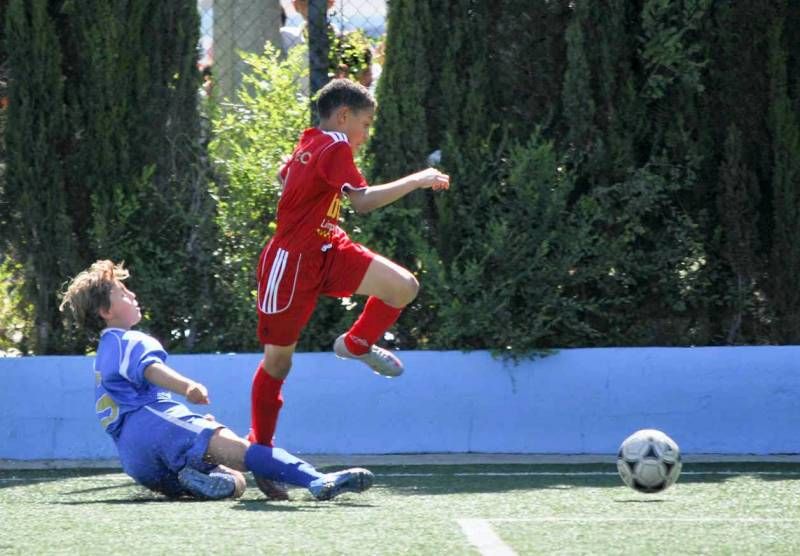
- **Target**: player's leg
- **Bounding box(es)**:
[353,254,420,308]
[249,343,296,446]
[183,416,246,498]
[206,428,374,501]
[248,343,297,500]
[208,427,319,486]
[117,401,238,500]
[251,245,320,497]
[332,253,418,377]
[251,243,319,446]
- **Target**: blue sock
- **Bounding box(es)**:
[244,444,323,487]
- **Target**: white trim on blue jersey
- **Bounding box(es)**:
[94,328,171,438]
[144,405,206,434]
[118,335,138,382]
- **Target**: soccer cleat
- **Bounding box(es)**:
[308,467,374,501]
[177,466,236,500]
[253,474,290,501]
[211,465,247,498]
[333,334,404,377]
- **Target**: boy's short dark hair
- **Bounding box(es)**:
[317,78,376,119]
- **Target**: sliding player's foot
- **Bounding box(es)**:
[177,466,236,500]
[333,334,404,377]
[308,468,374,501]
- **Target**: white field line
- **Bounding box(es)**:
[457,518,518,556]
[456,515,800,554]
[377,470,800,478]
[489,517,800,524]
[3,470,800,482]
[0,476,131,482]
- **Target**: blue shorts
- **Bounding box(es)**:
[114,401,225,497]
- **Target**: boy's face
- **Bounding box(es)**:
[99,281,141,329]
[340,106,374,153]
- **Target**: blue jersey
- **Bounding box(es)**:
[93,328,174,439]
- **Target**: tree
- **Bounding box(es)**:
[4,0,79,353]
[766,19,800,342]
[366,0,431,184]
[60,0,216,352]
[717,125,763,343]
[3,0,216,353]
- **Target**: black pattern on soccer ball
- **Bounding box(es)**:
[616,429,682,494]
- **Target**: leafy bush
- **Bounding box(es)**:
[0,257,32,356]
[427,131,600,355]
[569,162,712,346]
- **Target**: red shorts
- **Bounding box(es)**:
[256,236,375,346]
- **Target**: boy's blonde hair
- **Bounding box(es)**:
[59,260,129,332]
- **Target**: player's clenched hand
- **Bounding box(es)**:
[413,168,450,191]
[185,381,210,404]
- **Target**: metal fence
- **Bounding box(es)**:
[198,0,387,102]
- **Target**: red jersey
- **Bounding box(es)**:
[274,128,367,252]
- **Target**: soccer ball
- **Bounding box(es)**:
[616,429,682,493]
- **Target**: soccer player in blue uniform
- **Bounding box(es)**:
[60,259,373,501]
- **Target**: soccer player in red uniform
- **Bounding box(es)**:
[250,79,449,498]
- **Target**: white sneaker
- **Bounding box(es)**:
[308,467,374,501]
[333,334,404,377]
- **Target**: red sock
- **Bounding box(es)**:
[249,363,284,447]
[344,297,403,355]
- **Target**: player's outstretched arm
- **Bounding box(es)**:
[144,362,210,404]
[347,167,450,214]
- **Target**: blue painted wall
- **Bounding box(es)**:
[2,347,799,461]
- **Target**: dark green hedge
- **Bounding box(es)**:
[3,1,800,355]
[364,0,800,352]
[2,0,216,354]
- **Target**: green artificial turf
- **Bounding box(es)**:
[2,463,800,555]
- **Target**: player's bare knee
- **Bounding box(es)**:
[273,357,292,376]
[399,273,419,306]
[208,427,249,471]
[263,352,293,379]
